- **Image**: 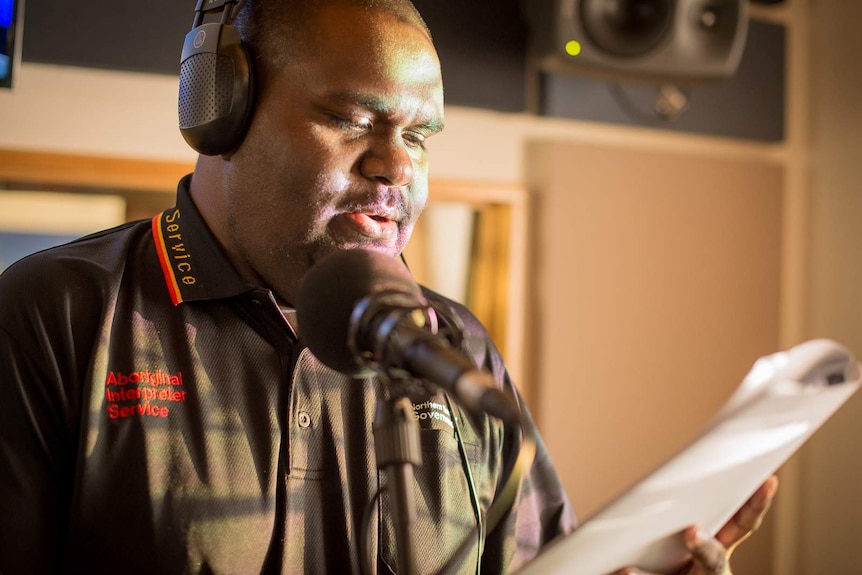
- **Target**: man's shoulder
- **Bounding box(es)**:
[5,217,149,268]
[418,285,503,372]
[419,285,484,336]
[0,219,152,320]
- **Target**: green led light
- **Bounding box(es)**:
[565,40,582,57]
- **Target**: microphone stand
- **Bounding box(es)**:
[373,391,422,575]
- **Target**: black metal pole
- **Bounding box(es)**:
[373,395,422,575]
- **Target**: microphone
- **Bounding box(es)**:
[295,249,521,424]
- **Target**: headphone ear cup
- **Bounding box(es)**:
[178,22,254,156]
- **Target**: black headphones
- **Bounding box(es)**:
[178,0,254,156]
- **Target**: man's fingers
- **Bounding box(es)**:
[614,478,778,575]
[716,475,779,549]
[612,529,729,575]
[683,526,730,575]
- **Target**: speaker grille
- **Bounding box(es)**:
[581,0,674,58]
[178,53,235,128]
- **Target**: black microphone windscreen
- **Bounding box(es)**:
[296,249,422,374]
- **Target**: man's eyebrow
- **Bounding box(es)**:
[416,118,445,134]
[329,90,445,133]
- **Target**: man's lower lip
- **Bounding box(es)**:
[337,213,397,239]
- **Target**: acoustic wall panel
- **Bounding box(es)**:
[525,140,783,531]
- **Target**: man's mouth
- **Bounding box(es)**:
[337,211,398,240]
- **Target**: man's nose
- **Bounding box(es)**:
[359,136,415,187]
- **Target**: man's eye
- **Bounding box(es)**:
[403,131,427,151]
[330,116,371,131]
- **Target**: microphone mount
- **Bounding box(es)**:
[347,289,442,379]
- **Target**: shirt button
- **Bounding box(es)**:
[298,411,312,428]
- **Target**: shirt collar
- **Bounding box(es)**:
[151,175,253,305]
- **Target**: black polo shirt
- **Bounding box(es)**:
[0,176,574,574]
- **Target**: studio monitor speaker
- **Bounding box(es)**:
[524,0,749,84]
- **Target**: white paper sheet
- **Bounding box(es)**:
[518,339,861,575]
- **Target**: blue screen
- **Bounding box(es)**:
[0,0,13,86]
[0,0,12,29]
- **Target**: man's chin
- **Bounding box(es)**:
[315,241,402,263]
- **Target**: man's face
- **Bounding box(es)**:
[220,5,444,304]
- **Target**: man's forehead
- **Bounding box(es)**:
[297,8,442,92]
[263,1,443,119]
[314,3,431,44]
[273,1,432,46]
[312,0,431,36]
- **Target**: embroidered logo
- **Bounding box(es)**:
[104,369,187,419]
[412,400,454,430]
[152,208,196,306]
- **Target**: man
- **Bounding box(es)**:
[0,0,774,573]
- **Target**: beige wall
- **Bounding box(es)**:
[1,1,860,568]
[0,65,193,161]
[797,1,862,573]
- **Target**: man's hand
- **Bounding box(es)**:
[615,475,779,575]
